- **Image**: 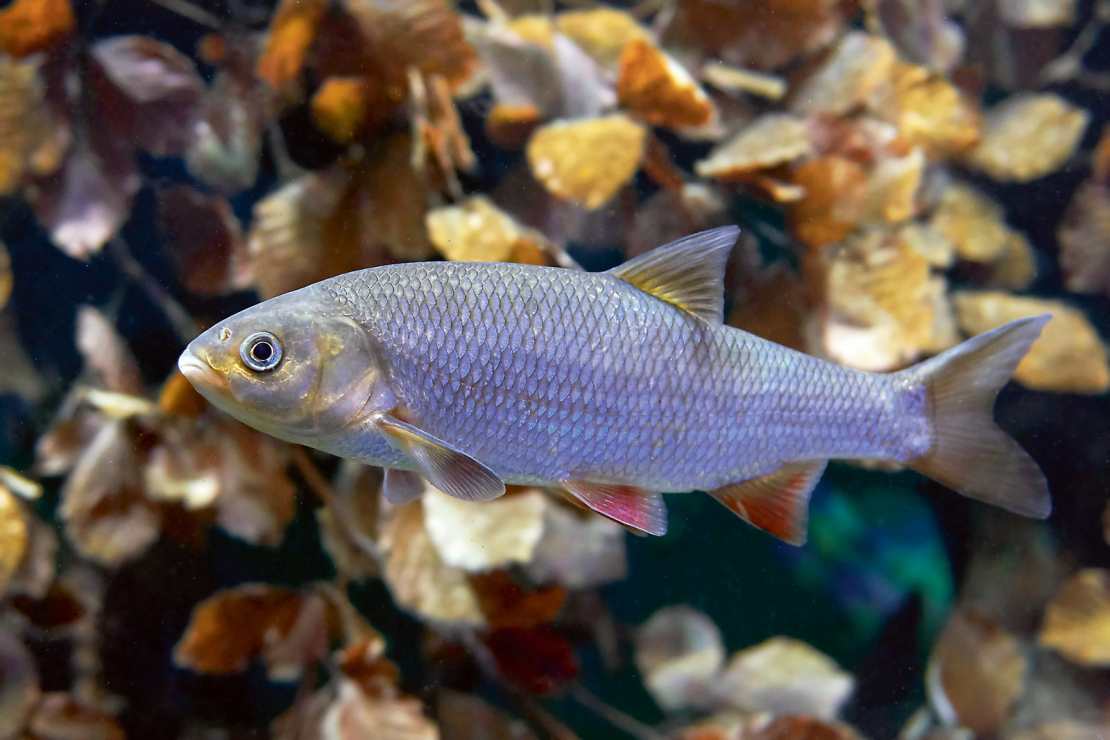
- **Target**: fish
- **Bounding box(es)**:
[178,226,1052,545]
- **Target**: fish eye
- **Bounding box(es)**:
[240,332,282,372]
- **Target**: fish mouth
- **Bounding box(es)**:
[178,350,228,393]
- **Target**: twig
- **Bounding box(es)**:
[569,685,666,740]
[1038,0,1110,85]
[146,0,223,29]
[290,446,381,567]
[107,238,200,346]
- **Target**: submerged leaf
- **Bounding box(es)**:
[524,500,627,589]
[485,627,578,695]
[999,0,1077,28]
[872,65,981,159]
[635,606,725,712]
[426,196,547,264]
[186,65,270,195]
[790,32,897,117]
[926,609,1026,735]
[695,114,814,182]
[437,690,537,740]
[1058,182,1110,296]
[789,156,868,250]
[555,8,651,71]
[158,186,249,295]
[0,0,75,59]
[618,39,716,131]
[257,0,328,88]
[718,637,854,720]
[0,240,10,310]
[1039,569,1110,667]
[0,53,65,196]
[322,678,438,740]
[931,183,1009,263]
[526,115,646,211]
[423,487,547,572]
[967,94,1089,183]
[26,693,125,740]
[953,292,1110,394]
[0,623,40,739]
[0,484,28,597]
[75,306,143,396]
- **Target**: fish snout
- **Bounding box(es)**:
[178,347,229,392]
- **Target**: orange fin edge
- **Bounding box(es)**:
[709,460,827,546]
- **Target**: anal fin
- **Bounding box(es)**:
[374,412,505,503]
[383,468,425,505]
[710,460,827,546]
[560,480,668,536]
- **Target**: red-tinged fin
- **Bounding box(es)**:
[559,480,668,536]
[607,226,739,324]
[709,459,827,546]
[373,412,506,503]
[383,468,425,505]
[906,315,1052,519]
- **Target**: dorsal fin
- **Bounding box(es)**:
[608,226,739,323]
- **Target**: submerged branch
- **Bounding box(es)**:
[107,238,199,346]
[569,685,666,740]
[290,446,381,567]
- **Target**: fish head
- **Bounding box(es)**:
[178,289,392,443]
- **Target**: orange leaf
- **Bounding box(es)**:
[789,156,867,250]
[257,0,328,88]
[312,77,372,144]
[471,570,566,630]
[0,0,75,58]
[618,39,715,130]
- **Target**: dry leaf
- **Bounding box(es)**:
[901,222,955,269]
[436,690,537,740]
[0,484,28,597]
[789,156,868,250]
[26,693,125,740]
[926,609,1026,735]
[1009,722,1110,740]
[158,185,249,296]
[861,147,924,225]
[74,306,142,396]
[526,115,646,211]
[953,292,1110,394]
[212,421,296,547]
[312,77,373,144]
[999,0,1077,28]
[317,461,381,581]
[0,623,40,739]
[618,39,716,131]
[485,626,578,695]
[426,196,546,263]
[0,53,65,196]
[862,0,965,72]
[32,140,140,260]
[718,637,854,720]
[0,239,10,311]
[988,230,1037,290]
[1039,569,1110,667]
[872,66,981,159]
[695,114,814,181]
[701,62,787,101]
[1094,125,1110,182]
[59,420,161,567]
[555,8,650,71]
[174,583,314,676]
[423,487,547,572]
[5,509,58,600]
[89,36,206,157]
[524,500,627,589]
[257,0,328,88]
[186,65,270,195]
[790,32,897,117]
[379,501,484,626]
[967,94,1089,183]
[471,570,565,630]
[635,606,725,712]
[322,679,438,740]
[1058,182,1110,296]
[159,369,208,418]
[0,0,75,58]
[931,183,1009,263]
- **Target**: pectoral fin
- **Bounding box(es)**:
[383,468,425,505]
[560,480,668,536]
[709,460,827,546]
[373,413,505,502]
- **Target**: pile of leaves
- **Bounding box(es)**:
[1,0,1109,738]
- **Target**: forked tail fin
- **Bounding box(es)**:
[906,315,1052,519]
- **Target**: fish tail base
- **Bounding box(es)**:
[907,315,1052,519]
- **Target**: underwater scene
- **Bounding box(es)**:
[2,0,1110,738]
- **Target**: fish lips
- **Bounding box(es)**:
[178,348,229,394]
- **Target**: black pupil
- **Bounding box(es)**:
[251,340,273,362]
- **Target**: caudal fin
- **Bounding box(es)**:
[907,315,1052,519]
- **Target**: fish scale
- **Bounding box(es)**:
[319,261,928,491]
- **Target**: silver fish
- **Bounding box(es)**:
[178,227,1051,543]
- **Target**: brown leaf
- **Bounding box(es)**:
[0,53,67,197]
[322,678,439,740]
[0,240,10,311]
[436,690,538,740]
[426,196,547,263]
[59,420,160,567]
[379,500,484,626]
[158,185,249,295]
[356,134,436,262]
[931,183,1009,263]
[555,8,651,71]
[999,0,1077,28]
[953,291,1110,394]
[317,461,382,581]
[526,115,646,211]
[695,114,814,182]
[0,622,39,739]
[186,65,271,195]
[862,0,965,72]
[312,77,373,144]
[751,716,863,740]
[89,36,206,157]
[926,609,1026,735]
[524,498,627,589]
[0,0,75,58]
[485,627,578,695]
[4,507,58,600]
[1094,124,1110,182]
[635,606,724,713]
[718,637,854,720]
[31,139,140,260]
[789,32,897,117]
[423,487,547,572]
[26,692,125,740]
[0,483,28,597]
[1058,181,1110,296]
[158,369,208,418]
[212,421,296,547]
[967,94,1089,183]
[1038,569,1110,667]
[174,583,308,675]
[471,570,566,630]
[871,65,981,159]
[789,156,868,250]
[257,0,328,89]
[74,306,143,396]
[337,638,396,700]
[1010,722,1110,740]
[618,39,716,131]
